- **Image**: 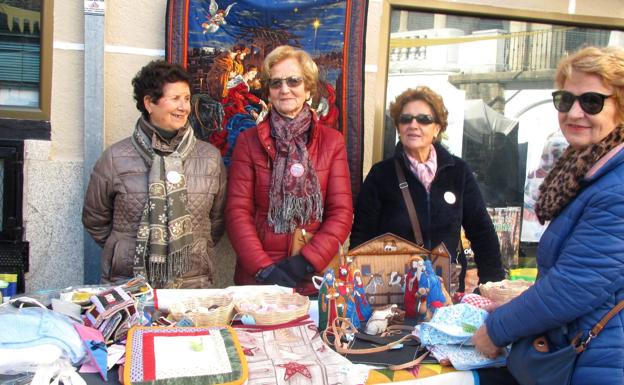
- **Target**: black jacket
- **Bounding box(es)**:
[351,143,505,288]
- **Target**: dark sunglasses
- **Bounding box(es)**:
[268,76,304,89]
[552,90,613,115]
[398,113,436,125]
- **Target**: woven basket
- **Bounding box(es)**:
[234,293,310,326]
[169,295,234,326]
[479,279,533,305]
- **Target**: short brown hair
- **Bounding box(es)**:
[132,60,191,119]
[389,86,448,141]
[555,46,624,123]
[261,45,318,99]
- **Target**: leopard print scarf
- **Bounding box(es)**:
[535,124,624,224]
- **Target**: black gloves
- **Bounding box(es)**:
[278,254,315,282]
[256,264,297,288]
[256,255,315,288]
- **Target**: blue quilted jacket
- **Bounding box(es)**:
[486,145,624,385]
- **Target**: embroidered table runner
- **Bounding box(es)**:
[233,317,366,385]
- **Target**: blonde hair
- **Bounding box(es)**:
[261,45,318,98]
[555,46,624,122]
[389,86,448,141]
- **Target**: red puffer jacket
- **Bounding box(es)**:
[226,112,353,293]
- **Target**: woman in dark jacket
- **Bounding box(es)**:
[350,86,505,291]
[83,61,227,289]
[226,46,353,295]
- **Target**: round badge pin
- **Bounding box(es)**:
[444,191,456,204]
[290,163,305,178]
[167,170,181,184]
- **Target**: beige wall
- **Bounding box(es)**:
[104,0,168,145]
[50,0,83,160]
[50,0,167,159]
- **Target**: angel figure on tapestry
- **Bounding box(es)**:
[201,0,236,33]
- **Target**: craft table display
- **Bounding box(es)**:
[0,285,495,385]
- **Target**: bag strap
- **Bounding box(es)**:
[572,299,624,352]
[394,158,424,246]
[388,350,430,371]
[591,300,624,338]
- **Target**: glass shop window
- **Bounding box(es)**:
[0,0,52,122]
[385,9,623,277]
[0,2,41,108]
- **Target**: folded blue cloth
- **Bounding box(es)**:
[0,306,86,364]
[417,304,507,370]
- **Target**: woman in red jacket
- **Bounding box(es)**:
[226,45,353,295]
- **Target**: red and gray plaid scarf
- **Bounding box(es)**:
[267,105,323,233]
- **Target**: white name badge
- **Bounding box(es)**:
[444,191,456,204]
[167,171,181,184]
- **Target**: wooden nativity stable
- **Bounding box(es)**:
[346,233,453,293]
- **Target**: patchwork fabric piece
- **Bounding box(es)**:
[124,326,247,385]
[233,318,366,385]
[417,304,506,370]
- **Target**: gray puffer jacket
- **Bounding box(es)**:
[82,137,226,288]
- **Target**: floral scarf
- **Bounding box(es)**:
[406,145,437,192]
[267,104,323,233]
[131,117,196,288]
[535,124,624,224]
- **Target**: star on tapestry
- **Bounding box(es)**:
[278,361,312,380]
[242,346,258,356]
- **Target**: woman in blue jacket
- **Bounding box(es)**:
[473,46,624,384]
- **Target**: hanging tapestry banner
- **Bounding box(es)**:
[165,0,367,197]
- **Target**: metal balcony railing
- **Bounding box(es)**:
[389,27,611,73]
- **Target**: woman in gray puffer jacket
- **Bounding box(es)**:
[83,60,226,288]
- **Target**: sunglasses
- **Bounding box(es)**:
[268,76,304,89]
[552,90,613,115]
[398,113,436,125]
